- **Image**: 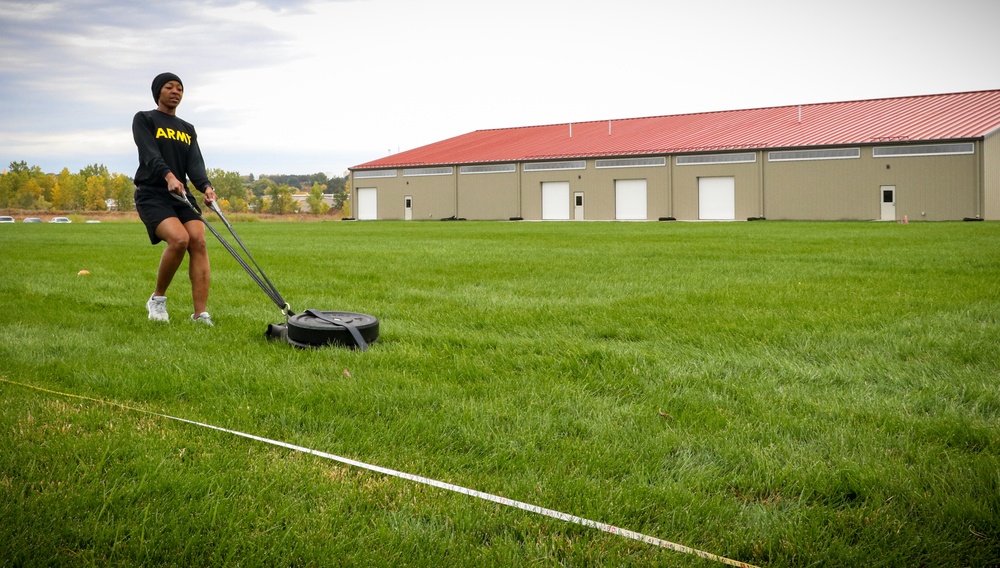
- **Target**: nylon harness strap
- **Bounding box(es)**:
[304,309,369,351]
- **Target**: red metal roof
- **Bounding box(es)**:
[352,90,1000,170]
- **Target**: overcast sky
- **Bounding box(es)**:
[1,0,998,178]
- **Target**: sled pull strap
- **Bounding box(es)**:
[304,309,369,351]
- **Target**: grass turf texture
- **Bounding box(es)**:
[1,219,997,567]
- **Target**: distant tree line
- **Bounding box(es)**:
[0,161,134,212]
[0,161,347,215]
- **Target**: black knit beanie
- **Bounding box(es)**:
[151,72,183,103]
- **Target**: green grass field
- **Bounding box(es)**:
[1,219,998,567]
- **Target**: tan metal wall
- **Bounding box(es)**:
[869,146,979,221]
[456,170,519,220]
[763,146,979,221]
[351,142,987,221]
[764,150,880,220]
[984,131,1000,220]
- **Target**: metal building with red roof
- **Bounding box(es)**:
[350,90,1000,221]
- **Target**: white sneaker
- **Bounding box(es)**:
[191,312,214,326]
[147,295,169,322]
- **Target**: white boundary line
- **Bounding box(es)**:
[2,378,759,568]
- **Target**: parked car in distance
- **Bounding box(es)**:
[85,220,101,223]
[0,216,14,223]
[23,217,42,223]
[50,217,71,223]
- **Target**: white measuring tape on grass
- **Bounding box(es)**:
[2,378,758,568]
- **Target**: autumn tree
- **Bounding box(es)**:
[50,181,67,209]
[304,182,330,215]
[52,168,80,210]
[7,160,31,175]
[207,168,247,212]
[264,183,297,214]
[79,163,109,179]
[34,173,55,203]
[15,178,48,209]
[1,161,51,209]
[0,167,20,208]
[326,176,346,194]
[84,175,109,210]
[249,177,274,199]
[51,168,72,209]
[110,173,135,211]
[341,176,352,217]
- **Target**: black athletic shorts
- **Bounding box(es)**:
[134,185,203,245]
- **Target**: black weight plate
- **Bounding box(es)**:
[286,310,379,348]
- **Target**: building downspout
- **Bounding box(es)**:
[758,150,765,217]
[667,155,674,217]
[976,139,983,218]
[517,163,523,219]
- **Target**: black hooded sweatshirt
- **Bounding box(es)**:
[132,109,212,192]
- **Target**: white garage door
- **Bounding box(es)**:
[357,187,378,220]
[615,179,647,220]
[698,177,735,220]
[541,181,570,220]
